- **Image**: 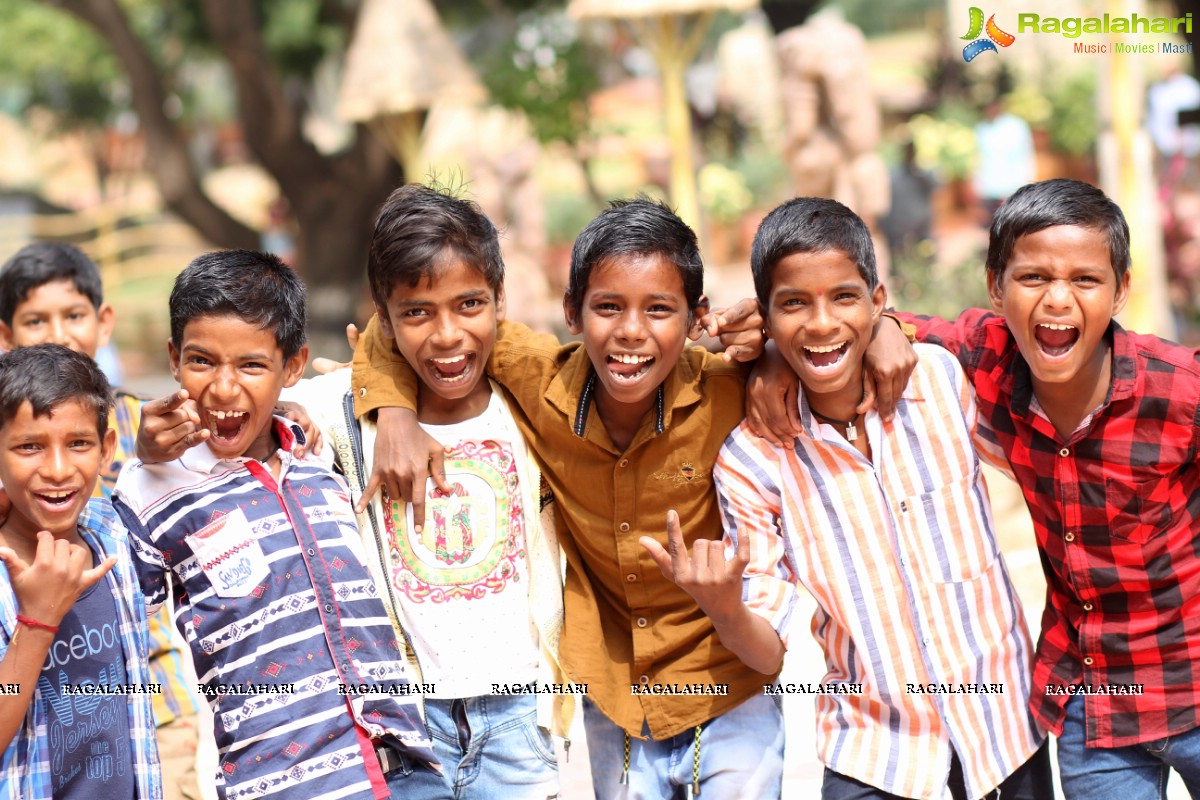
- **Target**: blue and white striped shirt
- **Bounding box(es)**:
[114,418,435,800]
[0,499,162,800]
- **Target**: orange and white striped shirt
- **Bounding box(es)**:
[715,345,1044,799]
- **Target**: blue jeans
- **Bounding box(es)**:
[1058,694,1200,799]
[387,694,558,799]
[582,693,784,800]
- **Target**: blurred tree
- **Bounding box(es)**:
[1,0,402,345]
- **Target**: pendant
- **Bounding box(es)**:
[845,421,858,442]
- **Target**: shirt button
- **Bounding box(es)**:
[1083,656,1094,666]
[626,573,638,583]
[1083,603,1094,612]
[307,548,316,556]
[324,603,334,613]
[1065,532,1076,542]
[619,522,631,532]
[636,617,648,628]
[638,675,650,685]
[358,387,367,397]
[1059,447,1070,457]
[922,637,931,645]
[619,459,629,468]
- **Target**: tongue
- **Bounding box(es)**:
[434,359,468,378]
[808,346,844,368]
[1035,327,1078,352]
[610,359,648,377]
[215,416,243,439]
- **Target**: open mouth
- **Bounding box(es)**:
[1034,323,1079,358]
[34,488,78,509]
[607,353,655,384]
[428,353,475,385]
[207,409,248,443]
[803,342,849,372]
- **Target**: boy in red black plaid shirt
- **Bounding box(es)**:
[870,179,1200,797]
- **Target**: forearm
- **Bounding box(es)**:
[0,625,54,750]
[707,601,785,675]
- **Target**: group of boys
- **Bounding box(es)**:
[0,174,1194,800]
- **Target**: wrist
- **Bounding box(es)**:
[15,615,58,635]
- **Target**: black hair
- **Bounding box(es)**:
[987,179,1130,282]
[0,242,104,325]
[0,343,112,433]
[566,196,704,314]
[750,197,878,307]
[169,250,307,358]
[368,184,504,310]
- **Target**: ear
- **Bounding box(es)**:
[563,291,582,335]
[100,427,117,471]
[495,284,507,322]
[760,300,773,340]
[167,338,181,382]
[0,321,13,352]
[688,294,711,339]
[1111,269,1131,316]
[375,307,396,340]
[282,345,309,389]
[95,303,115,349]
[871,283,887,324]
[986,269,1004,313]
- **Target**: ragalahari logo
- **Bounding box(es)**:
[961,7,1016,61]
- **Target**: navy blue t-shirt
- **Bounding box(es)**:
[37,547,135,798]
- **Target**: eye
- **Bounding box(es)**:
[403,308,428,319]
[1074,275,1100,285]
[67,312,87,321]
[781,297,806,308]
[242,361,269,371]
[187,355,211,367]
[1016,272,1046,283]
[593,302,620,314]
[14,443,39,453]
[461,298,485,311]
[648,303,676,315]
[69,438,96,450]
[835,291,859,302]
[22,318,43,328]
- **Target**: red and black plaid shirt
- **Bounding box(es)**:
[901,308,1200,748]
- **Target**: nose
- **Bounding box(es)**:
[210,364,239,402]
[1044,278,1074,308]
[615,310,648,344]
[41,443,72,482]
[48,317,70,347]
[429,312,464,348]
[806,299,838,336]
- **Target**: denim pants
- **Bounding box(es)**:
[582,692,784,800]
[388,693,558,799]
[1058,694,1200,799]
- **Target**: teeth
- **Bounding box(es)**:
[611,354,651,364]
[804,343,844,353]
[209,410,246,420]
[1038,323,1075,330]
[432,355,466,365]
[41,490,73,499]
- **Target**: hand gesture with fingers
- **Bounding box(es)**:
[696,298,765,363]
[0,531,117,628]
[357,407,451,529]
[640,510,750,622]
[136,390,209,463]
[274,401,323,459]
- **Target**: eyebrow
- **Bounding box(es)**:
[590,292,681,302]
[393,289,490,308]
[183,344,276,362]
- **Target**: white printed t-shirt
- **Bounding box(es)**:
[386,391,541,698]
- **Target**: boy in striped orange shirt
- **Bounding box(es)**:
[646,198,1051,799]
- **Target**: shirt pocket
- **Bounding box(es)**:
[186,508,270,598]
[1105,477,1173,544]
[898,470,998,583]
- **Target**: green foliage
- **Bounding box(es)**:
[823,0,941,36]
[1045,72,1097,156]
[477,6,598,148]
[544,190,601,245]
[698,163,752,223]
[0,0,122,124]
[890,243,992,320]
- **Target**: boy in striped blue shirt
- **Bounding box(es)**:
[113,250,436,800]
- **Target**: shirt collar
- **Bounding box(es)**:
[548,345,705,439]
[178,415,302,474]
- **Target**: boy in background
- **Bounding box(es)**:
[352,197,787,798]
[0,343,161,799]
[297,183,572,798]
[649,198,1050,799]
[113,250,435,800]
[0,241,201,799]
